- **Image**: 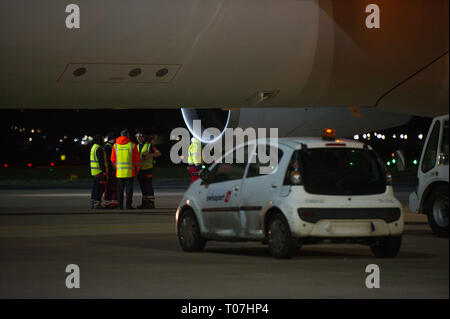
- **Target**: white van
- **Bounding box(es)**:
[176,130,404,258]
[408,114,449,237]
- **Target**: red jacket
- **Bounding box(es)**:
[111,136,141,177]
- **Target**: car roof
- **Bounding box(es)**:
[274,137,368,150]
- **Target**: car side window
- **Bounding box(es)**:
[422,121,441,173]
[209,146,250,183]
[247,145,283,178]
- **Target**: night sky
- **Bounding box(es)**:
[0,109,433,168]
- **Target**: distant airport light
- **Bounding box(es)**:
[31,129,35,133]
[353,135,359,140]
[28,137,32,142]
[74,138,79,142]
[386,161,391,166]
[4,164,8,168]
[393,134,397,139]
[37,129,41,133]
[413,160,418,165]
[382,135,386,140]
[50,162,55,167]
[28,163,32,167]
[400,134,404,139]
[391,153,395,157]
[60,155,66,161]
[392,159,396,164]
[59,139,63,143]
[367,133,371,138]
[404,135,408,140]
[418,134,423,140]
[363,134,367,139]
[56,147,60,152]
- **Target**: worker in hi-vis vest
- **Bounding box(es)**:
[90,134,108,209]
[135,131,161,209]
[111,129,140,210]
[188,137,202,184]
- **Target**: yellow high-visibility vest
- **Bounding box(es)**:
[115,142,135,178]
[139,143,153,170]
[90,144,102,176]
[188,140,202,165]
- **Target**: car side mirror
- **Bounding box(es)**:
[394,150,406,171]
[200,168,211,184]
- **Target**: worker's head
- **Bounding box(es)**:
[106,132,116,143]
[135,130,146,144]
[120,129,130,137]
[93,134,104,145]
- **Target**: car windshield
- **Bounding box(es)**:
[298,148,386,195]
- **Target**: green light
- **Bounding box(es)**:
[413,160,418,165]
[387,161,391,166]
[202,165,206,169]
[153,160,156,164]
[392,159,396,164]
[349,162,354,166]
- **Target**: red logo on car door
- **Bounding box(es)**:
[224,190,232,203]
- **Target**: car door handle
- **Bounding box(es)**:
[271,184,277,188]
[233,186,240,191]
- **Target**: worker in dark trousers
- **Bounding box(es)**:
[103,132,118,209]
[90,134,108,209]
[135,131,161,209]
[111,129,141,210]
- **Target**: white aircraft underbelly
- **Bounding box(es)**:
[0,0,448,116]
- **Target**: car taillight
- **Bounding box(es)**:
[289,171,302,185]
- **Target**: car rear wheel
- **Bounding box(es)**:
[427,186,449,237]
[370,236,402,258]
[178,209,207,252]
[267,213,298,259]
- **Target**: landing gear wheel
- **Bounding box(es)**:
[267,214,298,259]
[427,186,449,237]
[370,236,402,258]
[177,209,207,252]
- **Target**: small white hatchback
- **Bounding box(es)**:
[176,133,404,259]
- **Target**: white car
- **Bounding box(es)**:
[176,132,404,258]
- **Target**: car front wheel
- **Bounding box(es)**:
[178,209,207,252]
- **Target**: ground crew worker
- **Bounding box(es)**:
[103,132,118,209]
[111,129,140,210]
[135,131,161,209]
[90,134,108,209]
[188,137,202,184]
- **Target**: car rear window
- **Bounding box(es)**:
[300,148,386,195]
